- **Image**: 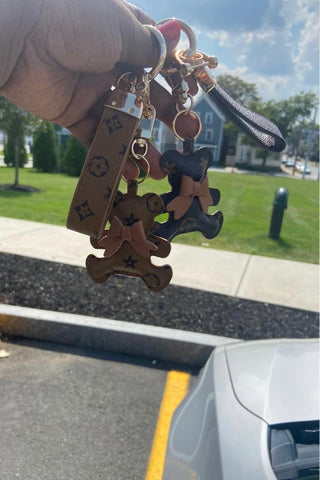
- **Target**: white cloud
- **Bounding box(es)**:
[133,0,319,100]
[215,62,303,100]
[200,0,319,92]
[294,10,319,86]
[279,0,311,27]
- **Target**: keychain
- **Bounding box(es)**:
[159,18,286,152]
[86,156,173,292]
[154,18,285,242]
[66,19,286,291]
[153,22,224,241]
[67,25,166,239]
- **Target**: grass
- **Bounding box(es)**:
[0,166,319,264]
[0,168,77,225]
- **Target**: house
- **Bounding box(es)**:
[152,93,226,165]
[193,93,226,164]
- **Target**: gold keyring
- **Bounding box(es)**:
[176,94,194,114]
[172,110,202,142]
[134,154,151,184]
[116,72,136,90]
[122,154,151,184]
[156,18,197,58]
[131,138,148,159]
[144,25,167,82]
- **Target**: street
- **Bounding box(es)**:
[0,338,195,480]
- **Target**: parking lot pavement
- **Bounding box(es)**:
[0,339,195,480]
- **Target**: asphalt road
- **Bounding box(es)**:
[0,339,195,480]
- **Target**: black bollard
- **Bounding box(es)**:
[269,187,289,239]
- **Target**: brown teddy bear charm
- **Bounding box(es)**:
[86,180,173,291]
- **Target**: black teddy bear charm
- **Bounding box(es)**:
[154,145,224,241]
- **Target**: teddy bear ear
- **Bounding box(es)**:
[198,147,214,171]
[143,193,164,216]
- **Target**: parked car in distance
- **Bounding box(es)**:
[163,339,319,480]
[281,154,288,164]
[286,158,295,167]
[296,163,311,174]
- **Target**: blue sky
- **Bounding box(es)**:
[131,0,319,103]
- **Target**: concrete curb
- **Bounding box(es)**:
[0,304,240,367]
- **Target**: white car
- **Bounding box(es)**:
[286,158,295,167]
[163,339,319,480]
[300,165,311,175]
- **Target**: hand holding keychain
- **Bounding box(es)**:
[66,18,285,291]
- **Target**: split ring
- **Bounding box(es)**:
[144,25,167,82]
[122,154,150,184]
[172,110,202,141]
[156,18,197,58]
[131,138,148,158]
[176,94,194,114]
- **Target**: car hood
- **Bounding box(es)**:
[225,339,319,425]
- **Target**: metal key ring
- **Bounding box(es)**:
[172,110,202,141]
[155,18,197,58]
[144,25,167,82]
[122,154,151,184]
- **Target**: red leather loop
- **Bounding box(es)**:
[173,110,202,141]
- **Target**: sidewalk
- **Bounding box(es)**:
[0,216,318,312]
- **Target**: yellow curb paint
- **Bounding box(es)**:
[145,370,190,480]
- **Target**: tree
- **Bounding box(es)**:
[0,96,39,187]
[62,135,87,176]
[250,92,317,139]
[216,75,261,164]
[33,122,58,172]
[4,133,27,167]
[216,74,260,107]
[247,92,318,166]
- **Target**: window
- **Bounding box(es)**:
[204,112,213,124]
[205,129,214,141]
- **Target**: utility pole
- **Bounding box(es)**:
[303,107,317,180]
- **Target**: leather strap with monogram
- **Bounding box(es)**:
[67,89,143,238]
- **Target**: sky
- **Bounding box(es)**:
[131,0,319,104]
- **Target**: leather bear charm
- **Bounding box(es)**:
[86,180,173,291]
[154,145,224,241]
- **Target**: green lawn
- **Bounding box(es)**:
[0,167,318,264]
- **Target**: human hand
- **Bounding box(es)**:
[0,0,195,178]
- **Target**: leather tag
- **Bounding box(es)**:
[67,90,142,238]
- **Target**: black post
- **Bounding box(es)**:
[269,187,289,239]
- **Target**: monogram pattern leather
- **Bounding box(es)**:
[86,181,173,292]
[154,147,223,241]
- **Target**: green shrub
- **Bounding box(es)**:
[4,134,28,167]
[62,135,87,176]
[33,122,58,172]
